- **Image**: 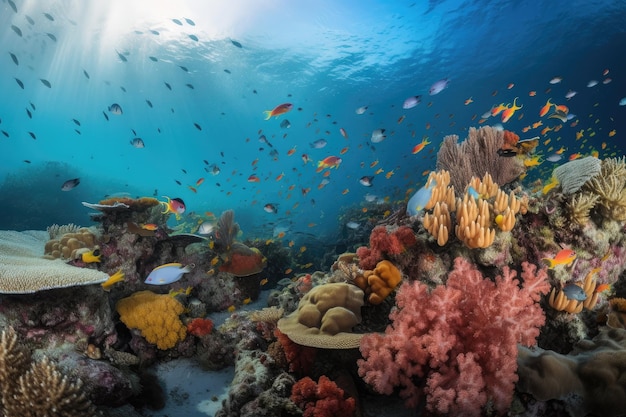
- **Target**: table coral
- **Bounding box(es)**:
[357,257,550,417]
[277,283,365,349]
[116,290,187,350]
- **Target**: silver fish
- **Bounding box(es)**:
[429,78,449,95]
[310,139,327,149]
[61,178,80,191]
[108,103,123,115]
[130,138,145,148]
[402,95,421,109]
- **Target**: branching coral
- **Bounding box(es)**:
[356,225,416,269]
[435,126,525,191]
[581,156,626,221]
[0,327,97,417]
[116,290,187,350]
[357,257,550,417]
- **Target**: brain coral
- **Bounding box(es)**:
[116,290,187,350]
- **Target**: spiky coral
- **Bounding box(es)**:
[582,156,626,221]
[0,327,97,417]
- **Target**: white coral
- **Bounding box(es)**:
[0,230,108,294]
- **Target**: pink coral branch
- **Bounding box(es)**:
[357,257,549,417]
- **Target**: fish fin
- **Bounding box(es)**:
[541,258,555,268]
[263,110,272,120]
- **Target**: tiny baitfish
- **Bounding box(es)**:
[144,263,194,285]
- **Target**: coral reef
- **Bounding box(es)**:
[43,227,97,260]
[355,225,416,270]
[116,290,187,350]
[435,126,525,191]
[0,327,97,417]
[357,257,550,417]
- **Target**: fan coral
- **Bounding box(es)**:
[357,257,550,417]
[116,290,187,350]
[290,375,356,417]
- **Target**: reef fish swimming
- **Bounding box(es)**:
[263,103,293,120]
[542,248,576,269]
[144,263,194,285]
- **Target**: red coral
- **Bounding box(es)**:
[274,328,316,375]
[186,318,213,337]
[357,226,416,269]
[291,375,356,417]
[357,257,550,417]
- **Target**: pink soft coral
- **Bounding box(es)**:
[357,257,550,417]
[291,375,356,417]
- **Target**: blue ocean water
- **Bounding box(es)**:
[1,0,625,243]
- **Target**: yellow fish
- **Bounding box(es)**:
[81,249,101,263]
[101,270,124,291]
[542,176,559,195]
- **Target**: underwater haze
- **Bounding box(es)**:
[1,0,625,238]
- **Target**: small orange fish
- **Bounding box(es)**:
[411,137,431,154]
[251,158,259,166]
[555,146,566,155]
[141,223,158,231]
[299,246,307,253]
[540,126,553,136]
[287,146,297,156]
[575,130,584,140]
[248,174,260,182]
[569,153,582,161]
[340,146,349,155]
[542,248,576,269]
[507,83,514,89]
[539,99,553,117]
[501,97,522,123]
[196,177,205,187]
[532,121,543,129]
[342,188,349,195]
[188,186,197,193]
[263,103,293,120]
[276,172,284,181]
[595,283,611,294]
[528,91,536,96]
[277,231,285,239]
[490,103,507,116]
[369,160,379,168]
[385,170,394,179]
[609,129,616,137]
[243,297,252,305]
[260,278,268,286]
[317,156,342,169]
[308,222,316,227]
[397,115,406,124]
[464,97,473,105]
[374,168,384,175]
[227,305,236,313]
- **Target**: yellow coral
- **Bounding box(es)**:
[116,290,187,350]
[362,260,402,304]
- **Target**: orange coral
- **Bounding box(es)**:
[362,260,402,305]
[116,290,187,350]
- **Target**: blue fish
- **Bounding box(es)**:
[562,284,587,301]
[407,182,435,216]
[144,263,193,285]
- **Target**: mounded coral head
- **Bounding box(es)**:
[277,283,365,349]
[116,290,187,350]
[359,260,402,305]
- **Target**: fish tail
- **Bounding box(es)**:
[263,110,272,120]
[541,258,555,269]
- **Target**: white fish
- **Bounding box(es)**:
[129,137,144,148]
[355,105,368,115]
[546,154,562,163]
[549,76,562,84]
[197,221,215,235]
[371,128,386,143]
[402,95,421,109]
[619,97,626,106]
[587,80,598,88]
[346,221,360,230]
[145,263,193,285]
[603,78,612,84]
[364,193,377,202]
[429,78,449,95]
[108,103,123,115]
[565,90,577,99]
[481,110,492,119]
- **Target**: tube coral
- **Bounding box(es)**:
[357,257,550,417]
